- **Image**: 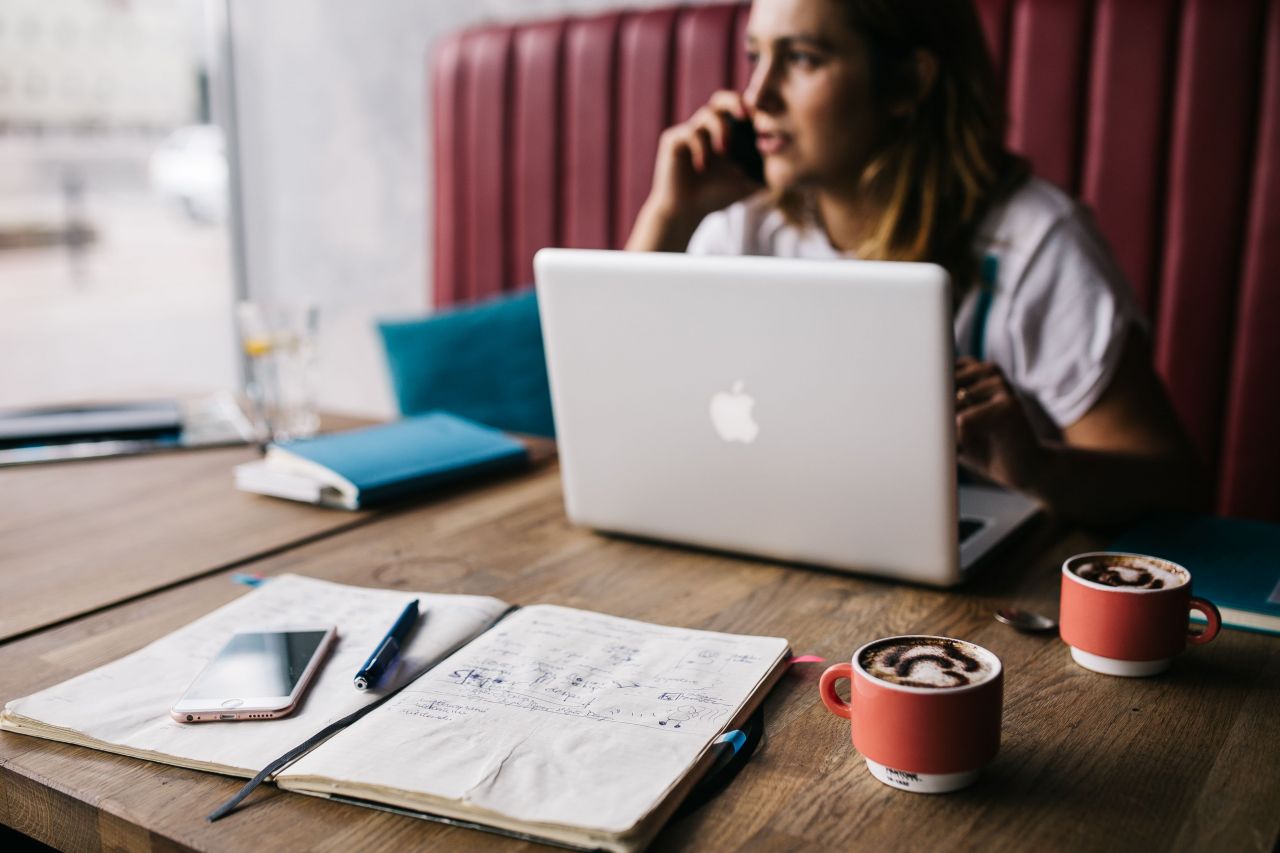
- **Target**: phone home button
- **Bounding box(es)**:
[220,698,244,709]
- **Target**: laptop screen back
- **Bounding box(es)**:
[534,248,961,585]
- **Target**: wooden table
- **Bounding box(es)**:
[0,416,375,642]
[2,461,1277,851]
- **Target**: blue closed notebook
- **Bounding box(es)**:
[1109,515,1280,636]
[234,412,527,510]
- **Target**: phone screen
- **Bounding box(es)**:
[181,630,330,701]
[726,117,765,184]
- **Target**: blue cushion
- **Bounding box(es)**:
[378,290,555,437]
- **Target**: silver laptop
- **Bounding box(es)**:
[533,248,1039,587]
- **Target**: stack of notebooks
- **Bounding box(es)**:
[1,576,791,851]
[0,393,253,466]
[234,412,529,509]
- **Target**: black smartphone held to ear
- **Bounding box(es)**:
[725,116,765,185]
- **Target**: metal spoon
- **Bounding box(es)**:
[994,607,1058,633]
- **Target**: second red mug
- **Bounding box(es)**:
[1060,552,1221,677]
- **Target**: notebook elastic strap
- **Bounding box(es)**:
[207,688,401,822]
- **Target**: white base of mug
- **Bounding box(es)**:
[1070,646,1171,677]
[864,758,980,794]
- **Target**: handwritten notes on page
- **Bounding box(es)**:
[1,575,509,776]
[279,605,789,839]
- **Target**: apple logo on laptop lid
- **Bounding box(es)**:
[710,381,759,444]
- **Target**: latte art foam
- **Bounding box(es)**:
[859,637,997,689]
[1071,557,1185,590]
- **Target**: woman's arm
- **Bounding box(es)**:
[625,198,707,253]
[956,332,1209,526]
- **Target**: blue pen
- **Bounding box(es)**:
[354,599,422,690]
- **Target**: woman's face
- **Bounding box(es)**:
[743,0,881,194]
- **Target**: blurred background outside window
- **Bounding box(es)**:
[0,0,235,409]
[1,0,720,420]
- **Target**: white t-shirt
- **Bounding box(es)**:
[686,176,1139,430]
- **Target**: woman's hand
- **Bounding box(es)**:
[956,337,1208,524]
[626,91,763,252]
[650,90,763,218]
[954,357,1045,492]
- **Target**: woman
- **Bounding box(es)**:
[626,0,1205,525]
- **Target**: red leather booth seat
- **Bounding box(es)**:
[432,0,1280,521]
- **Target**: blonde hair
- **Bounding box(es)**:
[777,0,1026,295]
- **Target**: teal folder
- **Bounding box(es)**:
[237,412,528,510]
[1109,515,1280,636]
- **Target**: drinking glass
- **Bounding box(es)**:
[236,302,319,445]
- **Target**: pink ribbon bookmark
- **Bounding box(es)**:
[788,655,826,665]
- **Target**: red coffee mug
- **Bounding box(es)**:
[819,636,1002,793]
[1060,552,1221,677]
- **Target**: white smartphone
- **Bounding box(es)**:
[171,626,338,723]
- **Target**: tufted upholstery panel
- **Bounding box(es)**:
[431,0,1280,520]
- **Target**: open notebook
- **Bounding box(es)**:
[1,576,790,852]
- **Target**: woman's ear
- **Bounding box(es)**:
[890,49,939,117]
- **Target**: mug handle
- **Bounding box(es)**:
[819,663,854,720]
[1186,597,1222,645]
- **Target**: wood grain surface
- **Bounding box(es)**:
[0,416,378,643]
[2,463,1277,852]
